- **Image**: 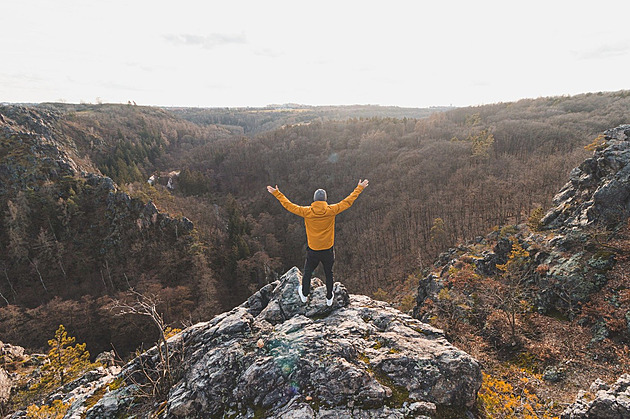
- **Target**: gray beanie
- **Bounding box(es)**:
[313,189,327,202]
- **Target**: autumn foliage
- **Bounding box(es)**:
[2,92,630,365]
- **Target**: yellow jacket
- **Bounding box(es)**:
[272,185,365,250]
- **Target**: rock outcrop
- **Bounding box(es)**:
[413,125,630,321]
[0,341,28,405]
[0,341,26,362]
[562,374,630,419]
[35,268,481,418]
[411,124,630,417]
[543,124,630,229]
[0,105,80,197]
[0,105,194,237]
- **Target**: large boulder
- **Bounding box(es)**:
[89,267,482,418]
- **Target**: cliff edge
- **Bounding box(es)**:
[12,268,482,418]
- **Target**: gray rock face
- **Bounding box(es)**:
[543,124,630,229]
[0,341,26,361]
[90,268,482,418]
[0,367,11,404]
[84,383,137,419]
[562,374,630,419]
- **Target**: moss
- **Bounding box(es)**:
[309,312,330,321]
[306,396,321,413]
[593,250,614,259]
[253,405,270,419]
[108,377,125,391]
[588,250,616,272]
[80,386,108,418]
[410,326,429,335]
[357,352,370,365]
[222,409,239,419]
[369,367,410,408]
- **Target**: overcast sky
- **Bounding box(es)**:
[1,0,629,108]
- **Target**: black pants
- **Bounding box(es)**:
[302,246,334,299]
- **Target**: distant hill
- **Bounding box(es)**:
[166,104,453,134]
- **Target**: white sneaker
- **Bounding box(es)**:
[297,285,307,303]
[326,292,334,307]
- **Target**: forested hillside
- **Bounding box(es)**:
[1,91,629,358]
[155,91,630,300]
[167,104,452,135]
[0,105,234,358]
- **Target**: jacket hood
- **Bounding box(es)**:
[311,201,329,216]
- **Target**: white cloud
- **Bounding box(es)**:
[163,33,248,50]
[575,41,630,60]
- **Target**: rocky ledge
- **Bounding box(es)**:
[44,268,482,418]
[543,124,630,229]
[562,374,630,419]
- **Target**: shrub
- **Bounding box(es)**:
[399,294,416,313]
[527,207,545,231]
[25,399,72,419]
[584,134,607,151]
[373,288,389,302]
[500,225,519,237]
[477,371,558,418]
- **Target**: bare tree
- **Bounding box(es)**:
[111,289,180,399]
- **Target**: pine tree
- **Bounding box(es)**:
[37,325,91,388]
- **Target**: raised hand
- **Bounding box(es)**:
[267,185,278,193]
[358,179,369,188]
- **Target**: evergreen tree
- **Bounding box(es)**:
[36,325,91,388]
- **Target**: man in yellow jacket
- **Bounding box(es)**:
[267,180,369,306]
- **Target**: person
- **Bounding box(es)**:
[267,180,369,306]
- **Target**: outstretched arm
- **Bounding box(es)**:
[267,185,309,217]
[329,179,368,215]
